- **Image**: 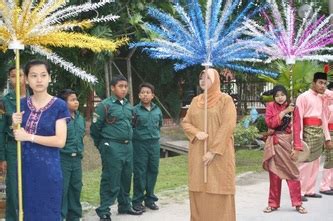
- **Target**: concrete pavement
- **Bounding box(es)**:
[236,171,333,221]
[84,167,333,221]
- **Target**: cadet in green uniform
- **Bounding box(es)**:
[0,101,5,159]
[0,67,27,221]
[58,89,85,221]
[90,75,142,221]
[132,83,163,212]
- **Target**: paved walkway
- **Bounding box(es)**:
[83,165,333,221]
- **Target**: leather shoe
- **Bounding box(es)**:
[146,202,159,210]
[304,193,322,198]
[118,207,143,215]
[301,196,308,202]
[320,190,333,195]
[100,214,111,221]
[133,204,146,212]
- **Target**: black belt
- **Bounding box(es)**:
[110,139,130,144]
[61,152,81,157]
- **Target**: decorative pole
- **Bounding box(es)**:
[0,1,128,219]
[8,40,25,221]
[329,0,333,24]
[201,62,212,183]
[286,57,296,102]
[286,57,296,151]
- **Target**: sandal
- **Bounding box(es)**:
[263,206,278,213]
[296,206,307,214]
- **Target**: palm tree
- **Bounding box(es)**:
[259,61,323,102]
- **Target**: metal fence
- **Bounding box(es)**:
[181,75,273,116]
[221,75,273,115]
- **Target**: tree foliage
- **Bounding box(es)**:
[259,61,323,102]
[2,0,331,119]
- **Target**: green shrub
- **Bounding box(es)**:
[255,115,268,133]
[234,123,259,147]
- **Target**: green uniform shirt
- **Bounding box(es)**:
[60,111,85,156]
[2,90,16,135]
[0,98,6,161]
[133,102,162,141]
[0,90,17,160]
[90,96,133,147]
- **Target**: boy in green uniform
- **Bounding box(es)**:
[0,67,27,221]
[0,102,5,158]
[90,75,142,221]
[58,89,85,221]
[132,83,163,212]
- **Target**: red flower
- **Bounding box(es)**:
[324,64,330,73]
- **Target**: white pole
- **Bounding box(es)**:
[329,0,333,23]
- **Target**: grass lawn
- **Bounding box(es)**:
[81,148,263,205]
[235,149,263,174]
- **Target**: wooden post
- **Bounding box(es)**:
[126,48,136,105]
[85,91,94,122]
[109,58,113,87]
[126,59,133,105]
[104,61,110,97]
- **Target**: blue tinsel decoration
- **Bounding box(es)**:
[131,0,278,77]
